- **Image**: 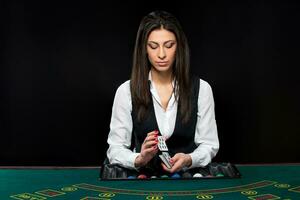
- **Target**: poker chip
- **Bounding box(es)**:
[193,173,203,178]
[137,174,147,179]
[171,173,181,179]
[160,175,169,178]
[182,172,192,178]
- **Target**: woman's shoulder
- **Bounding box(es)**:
[197,78,214,99]
[191,76,214,99]
[117,80,130,90]
[191,76,212,91]
[199,78,211,89]
[115,80,131,97]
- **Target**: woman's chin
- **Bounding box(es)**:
[152,65,172,73]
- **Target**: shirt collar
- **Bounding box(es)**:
[148,71,176,88]
[148,71,177,110]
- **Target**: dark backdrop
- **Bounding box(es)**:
[1,1,300,166]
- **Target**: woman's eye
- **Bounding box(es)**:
[148,44,158,49]
[165,43,174,48]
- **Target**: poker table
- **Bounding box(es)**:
[1,164,300,200]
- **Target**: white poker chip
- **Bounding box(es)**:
[193,173,203,178]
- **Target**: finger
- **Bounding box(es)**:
[143,135,158,146]
[150,145,159,156]
[143,139,158,148]
[170,161,182,173]
[147,130,159,136]
[171,153,181,163]
[162,163,178,173]
[144,145,158,154]
[161,163,172,172]
[146,134,158,142]
[148,146,159,156]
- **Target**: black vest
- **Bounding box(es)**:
[131,77,200,172]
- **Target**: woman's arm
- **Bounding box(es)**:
[107,80,159,169]
[106,81,140,169]
[188,79,220,168]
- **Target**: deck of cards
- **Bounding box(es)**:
[157,136,172,169]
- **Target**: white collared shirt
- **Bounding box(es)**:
[106,74,219,170]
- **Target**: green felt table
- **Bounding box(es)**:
[1,164,300,200]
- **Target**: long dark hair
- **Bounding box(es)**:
[130,10,192,123]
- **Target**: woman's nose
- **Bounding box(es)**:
[158,47,166,60]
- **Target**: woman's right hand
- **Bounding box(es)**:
[134,130,159,168]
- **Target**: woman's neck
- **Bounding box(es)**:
[150,68,173,86]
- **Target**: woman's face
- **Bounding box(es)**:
[147,28,177,73]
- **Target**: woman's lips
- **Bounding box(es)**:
[156,61,168,67]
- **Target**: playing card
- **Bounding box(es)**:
[157,136,168,151]
[162,152,171,161]
[159,154,172,169]
[157,136,172,169]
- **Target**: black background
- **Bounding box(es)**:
[1,1,300,166]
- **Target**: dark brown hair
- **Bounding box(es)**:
[130,10,192,123]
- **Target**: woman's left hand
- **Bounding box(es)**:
[161,153,192,173]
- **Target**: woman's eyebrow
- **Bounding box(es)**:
[148,40,176,44]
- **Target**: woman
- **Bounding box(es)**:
[106,10,219,174]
